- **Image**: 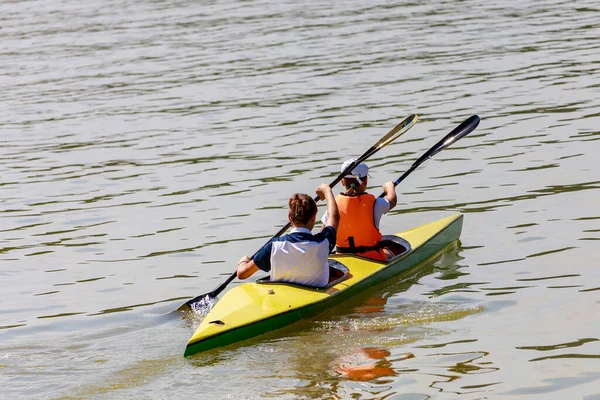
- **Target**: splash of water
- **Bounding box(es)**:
[190,296,216,316]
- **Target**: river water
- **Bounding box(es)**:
[1,0,599,398]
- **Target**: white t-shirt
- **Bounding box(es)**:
[321,197,390,229]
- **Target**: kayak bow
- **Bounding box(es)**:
[184,214,463,357]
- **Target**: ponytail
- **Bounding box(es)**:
[344,177,362,196]
[288,193,317,225]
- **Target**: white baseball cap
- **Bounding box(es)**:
[341,159,369,184]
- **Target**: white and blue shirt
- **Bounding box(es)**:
[253,226,336,287]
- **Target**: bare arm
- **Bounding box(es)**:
[316,184,339,232]
[237,255,259,279]
[382,181,397,210]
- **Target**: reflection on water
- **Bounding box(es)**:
[333,347,404,382]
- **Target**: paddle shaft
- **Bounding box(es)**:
[183,115,418,307]
[378,164,418,198]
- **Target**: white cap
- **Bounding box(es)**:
[341,159,369,184]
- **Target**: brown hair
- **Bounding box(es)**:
[343,177,365,197]
[288,193,317,226]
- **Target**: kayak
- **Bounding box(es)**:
[184,214,463,357]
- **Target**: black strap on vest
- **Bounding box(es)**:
[348,236,355,248]
[336,243,383,254]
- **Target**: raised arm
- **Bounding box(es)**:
[382,181,397,210]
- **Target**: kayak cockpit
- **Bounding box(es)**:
[333,234,412,261]
[379,235,412,260]
[255,259,350,289]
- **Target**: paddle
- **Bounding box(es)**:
[378,115,480,198]
[178,114,419,312]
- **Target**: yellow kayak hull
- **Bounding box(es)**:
[185,214,463,357]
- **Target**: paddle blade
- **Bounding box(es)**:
[375,114,418,150]
[413,115,480,168]
[178,293,217,313]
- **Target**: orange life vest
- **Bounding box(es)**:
[335,193,386,260]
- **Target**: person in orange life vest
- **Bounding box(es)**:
[321,159,397,260]
[237,183,340,287]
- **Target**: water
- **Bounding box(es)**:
[1,0,599,398]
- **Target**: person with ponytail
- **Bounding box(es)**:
[236,183,339,287]
[322,159,397,260]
